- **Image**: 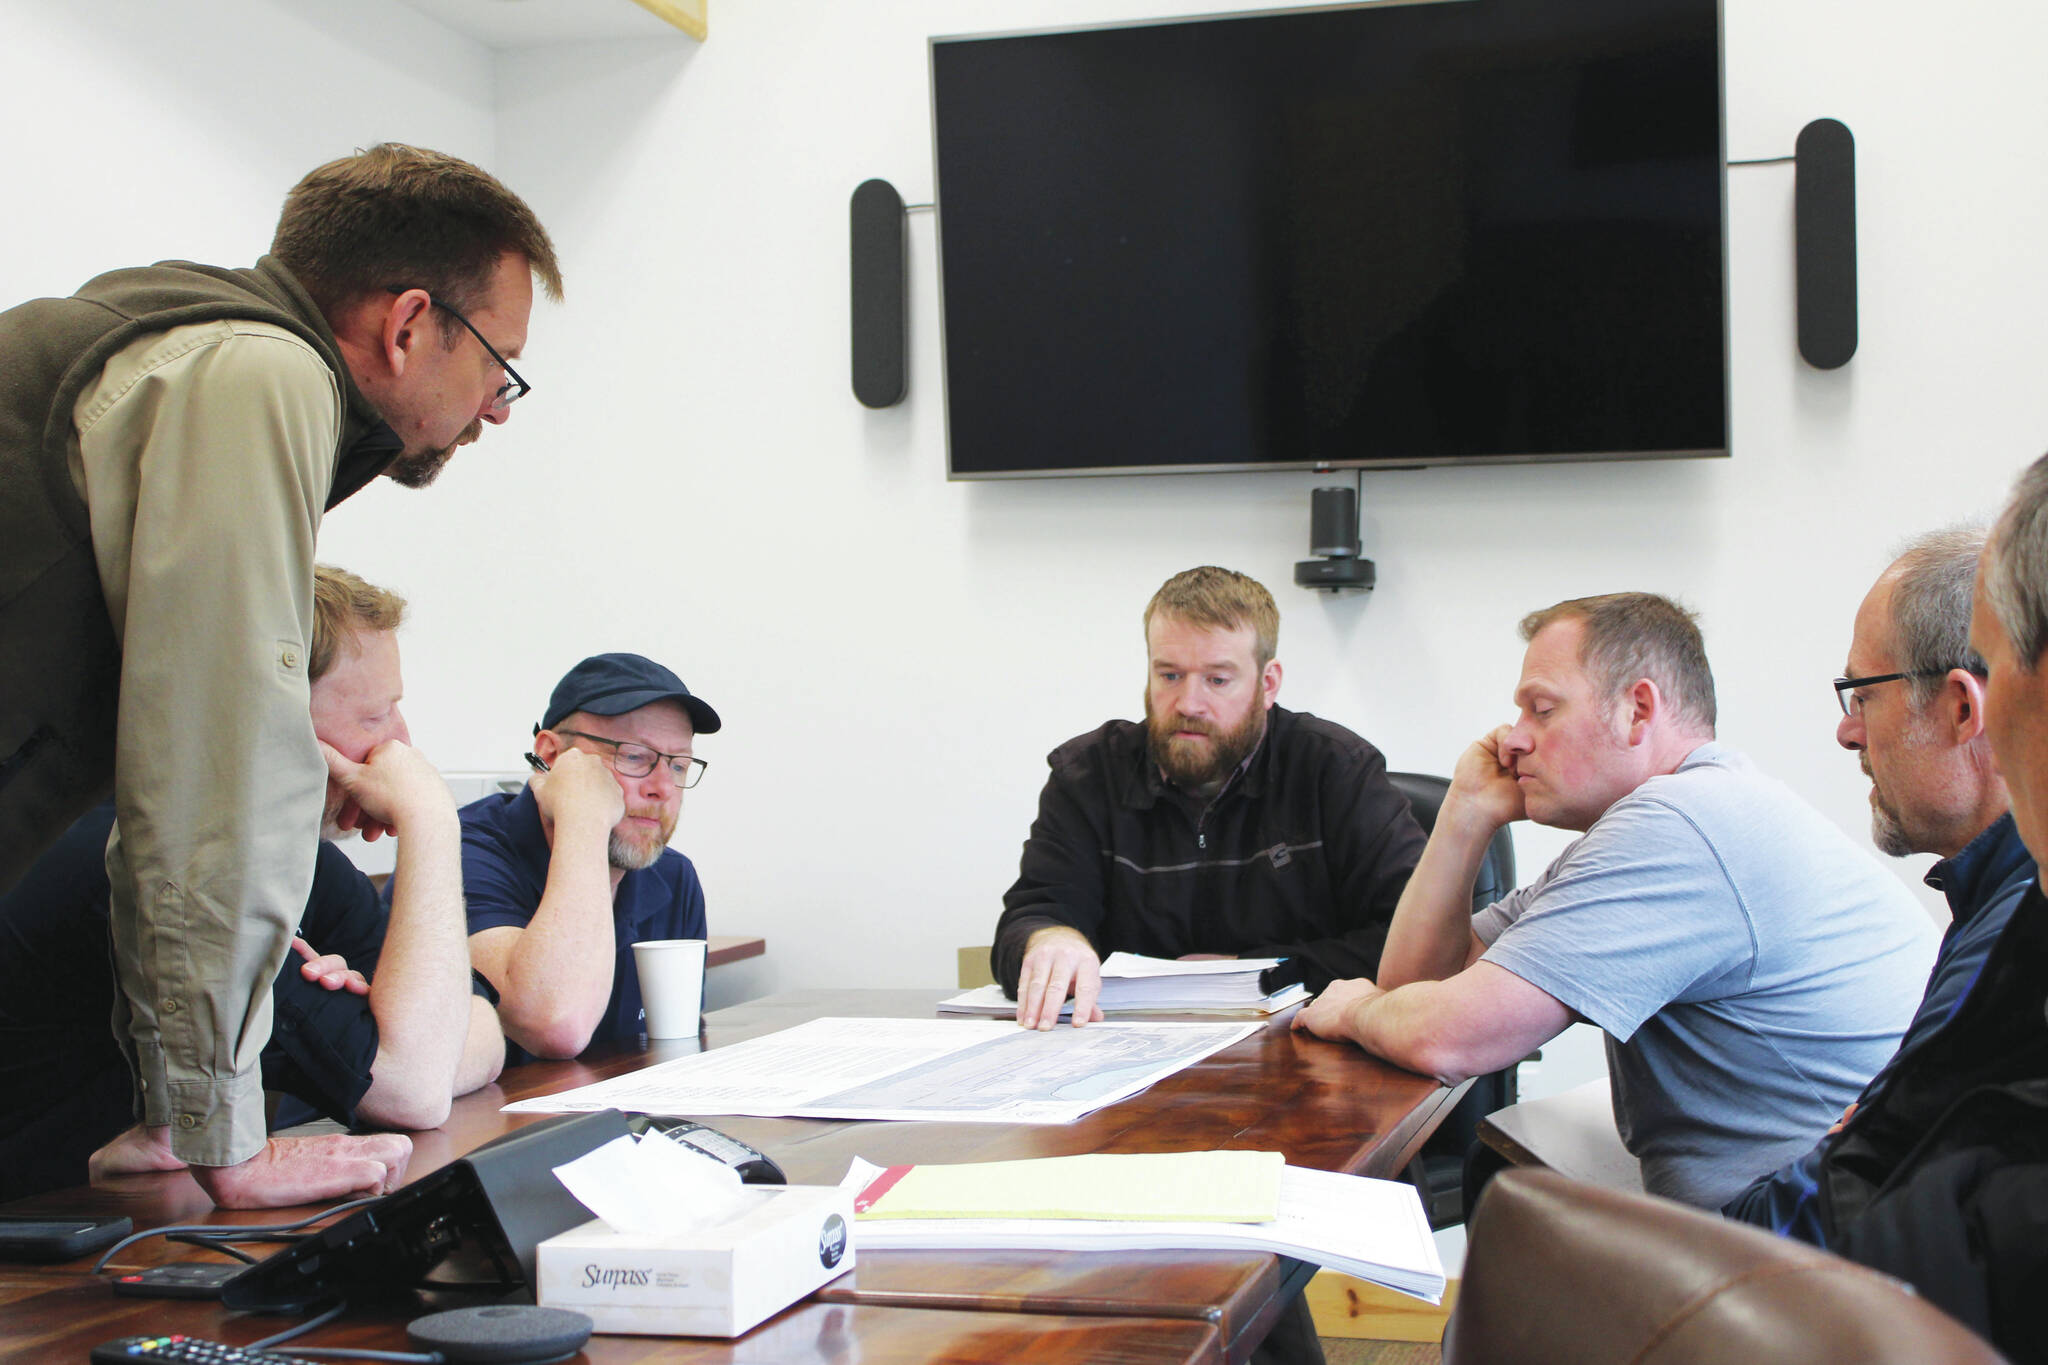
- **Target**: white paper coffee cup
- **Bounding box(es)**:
[633,938,708,1039]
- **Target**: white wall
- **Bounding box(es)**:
[0,0,496,306]
[9,0,2048,1006]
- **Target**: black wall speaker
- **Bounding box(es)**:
[1295,485,1375,592]
[850,178,907,407]
[1309,486,1361,558]
[1795,118,1857,370]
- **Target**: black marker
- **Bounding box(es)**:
[523,752,549,773]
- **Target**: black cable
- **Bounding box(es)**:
[185,1229,313,1245]
[91,1195,382,1271]
[162,1231,259,1264]
[1728,154,1796,166]
[246,1304,442,1363]
[246,1299,350,1349]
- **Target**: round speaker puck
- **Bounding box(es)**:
[405,1304,594,1364]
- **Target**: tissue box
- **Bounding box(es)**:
[537,1185,853,1337]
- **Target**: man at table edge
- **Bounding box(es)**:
[458,652,717,1060]
[1295,590,1936,1208]
[994,565,1426,1029]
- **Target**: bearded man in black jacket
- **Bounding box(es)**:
[994,566,1427,1030]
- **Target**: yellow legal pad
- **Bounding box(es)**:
[852,1150,1285,1222]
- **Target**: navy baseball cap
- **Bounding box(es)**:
[540,653,722,734]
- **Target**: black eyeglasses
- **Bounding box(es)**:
[553,729,707,788]
[1833,670,1952,716]
[433,300,529,411]
[388,288,530,410]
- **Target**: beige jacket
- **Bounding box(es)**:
[73,318,342,1164]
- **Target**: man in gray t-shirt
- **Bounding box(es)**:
[1297,592,1938,1207]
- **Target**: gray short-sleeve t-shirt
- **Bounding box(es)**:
[1472,743,1939,1207]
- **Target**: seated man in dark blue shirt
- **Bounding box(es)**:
[460,653,718,1060]
[0,567,502,1200]
[1725,527,2030,1238]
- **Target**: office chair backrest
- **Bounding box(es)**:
[1387,771,1515,911]
[1443,1169,2008,1365]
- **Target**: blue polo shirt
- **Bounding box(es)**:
[456,787,707,1062]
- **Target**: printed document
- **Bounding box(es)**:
[502,1017,1259,1124]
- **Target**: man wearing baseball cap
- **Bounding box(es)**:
[459,653,721,1060]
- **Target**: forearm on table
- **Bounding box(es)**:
[1375,817,1500,988]
[1346,966,1567,1085]
[487,816,618,1055]
[360,807,470,1128]
[998,787,1107,994]
[104,594,324,1164]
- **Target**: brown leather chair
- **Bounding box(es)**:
[1442,1168,2008,1365]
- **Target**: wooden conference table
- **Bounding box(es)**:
[0,989,1465,1364]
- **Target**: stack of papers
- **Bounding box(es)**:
[853,1150,1285,1222]
[840,1157,1445,1303]
[941,952,1306,1018]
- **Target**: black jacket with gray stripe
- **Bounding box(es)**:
[993,706,1427,996]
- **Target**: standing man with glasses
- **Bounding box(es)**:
[0,143,558,1208]
[1725,526,2028,1239]
[458,654,720,1060]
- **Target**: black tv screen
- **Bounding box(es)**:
[931,0,1727,479]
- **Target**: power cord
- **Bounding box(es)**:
[247,1301,445,1361]
[91,1196,382,1273]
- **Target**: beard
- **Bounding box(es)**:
[1146,695,1268,791]
[384,418,484,489]
[608,806,679,871]
[1863,756,1918,858]
[1869,791,1915,858]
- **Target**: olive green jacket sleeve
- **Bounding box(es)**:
[73,319,340,1166]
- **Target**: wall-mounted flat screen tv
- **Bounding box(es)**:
[931,0,1726,479]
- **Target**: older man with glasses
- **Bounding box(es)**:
[1725,526,2027,1239]
[1709,464,2048,1361]
[453,653,720,1060]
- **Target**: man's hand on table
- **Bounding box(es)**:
[1291,976,1386,1046]
[1017,926,1105,1030]
[188,1132,413,1209]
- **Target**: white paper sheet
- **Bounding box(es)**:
[937,982,1309,1018]
[502,1016,1259,1124]
[1097,952,1284,977]
[552,1133,748,1237]
[836,1157,1445,1302]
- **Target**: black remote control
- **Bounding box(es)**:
[90,1335,319,1364]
